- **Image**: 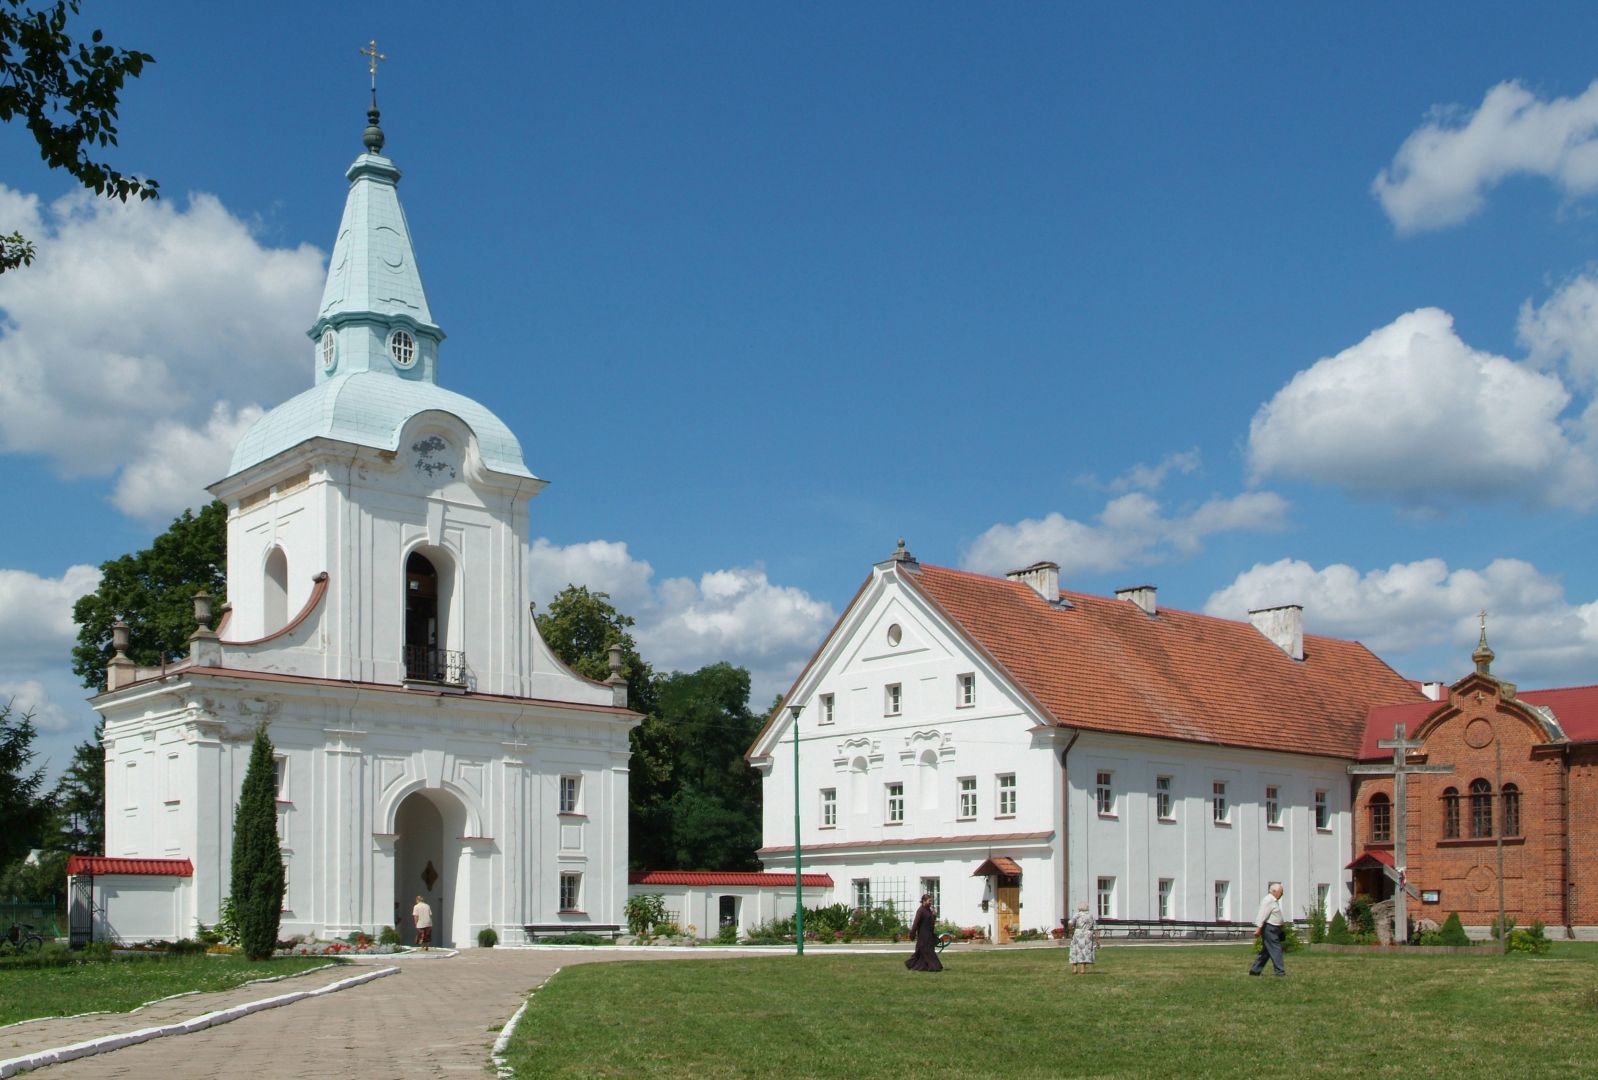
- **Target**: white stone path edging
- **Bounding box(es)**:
[0,965,399,1079]
[489,965,554,1079]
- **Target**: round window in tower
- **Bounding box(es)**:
[320,328,338,371]
[388,328,417,369]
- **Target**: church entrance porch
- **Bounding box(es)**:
[394,789,468,948]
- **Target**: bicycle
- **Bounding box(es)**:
[2,921,45,955]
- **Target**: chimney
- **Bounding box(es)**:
[1421,681,1444,701]
[1115,584,1157,615]
[1007,561,1059,603]
[1249,605,1303,661]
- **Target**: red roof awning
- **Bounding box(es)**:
[973,856,1023,877]
[628,870,833,888]
[67,856,193,877]
[1344,849,1396,871]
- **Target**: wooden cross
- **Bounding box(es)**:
[1348,723,1454,943]
[360,39,387,92]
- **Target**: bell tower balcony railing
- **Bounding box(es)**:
[403,646,466,687]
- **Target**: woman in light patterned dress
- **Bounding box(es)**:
[1069,900,1098,974]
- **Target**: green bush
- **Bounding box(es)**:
[1306,903,1327,944]
[535,932,611,945]
[478,927,499,948]
[743,917,793,944]
[1325,911,1354,945]
[1506,920,1550,955]
[804,903,853,938]
[716,923,738,945]
[1439,912,1470,947]
[378,925,400,946]
[1490,914,1517,941]
[624,893,668,937]
[1281,923,1304,952]
[1417,930,1445,946]
[1346,896,1375,936]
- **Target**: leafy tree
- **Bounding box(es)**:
[0,700,52,869]
[49,720,104,855]
[1,0,158,272]
[72,500,227,690]
[653,663,764,871]
[231,725,284,960]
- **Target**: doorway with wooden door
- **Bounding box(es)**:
[995,878,1022,943]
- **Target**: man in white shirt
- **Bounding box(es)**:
[1248,882,1286,976]
[413,894,434,949]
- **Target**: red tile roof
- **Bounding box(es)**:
[67,856,193,877]
[629,870,833,888]
[973,856,1023,877]
[906,564,1423,759]
[1346,848,1396,871]
[1359,683,1598,758]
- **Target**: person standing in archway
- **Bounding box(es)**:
[413,894,433,950]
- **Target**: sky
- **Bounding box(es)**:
[5,3,1598,781]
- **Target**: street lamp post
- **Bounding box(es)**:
[789,702,805,958]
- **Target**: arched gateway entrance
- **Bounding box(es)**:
[394,789,467,948]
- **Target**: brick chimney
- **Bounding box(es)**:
[1007,561,1059,603]
[1115,584,1157,615]
[1249,604,1303,661]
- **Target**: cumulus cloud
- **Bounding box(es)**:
[0,185,324,517]
[0,565,100,671]
[1205,556,1598,687]
[1519,271,1598,393]
[0,679,78,734]
[1107,450,1201,493]
[1373,79,1598,233]
[529,538,655,610]
[961,491,1288,578]
[1248,307,1598,510]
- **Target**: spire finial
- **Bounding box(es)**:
[1473,608,1494,675]
[359,39,388,154]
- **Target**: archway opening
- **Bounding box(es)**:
[263,547,288,633]
[394,788,467,947]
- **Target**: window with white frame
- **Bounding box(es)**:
[1156,774,1173,820]
[559,775,581,814]
[1265,785,1281,827]
[957,673,975,708]
[1158,878,1174,920]
[1097,876,1115,919]
[559,872,582,912]
[886,782,904,824]
[273,756,288,800]
[853,879,872,908]
[885,683,902,716]
[958,776,977,819]
[1096,770,1115,816]
[1314,789,1330,830]
[1315,883,1330,917]
[996,773,1017,817]
[1214,880,1229,921]
[820,788,837,828]
[820,693,835,725]
[920,876,941,911]
[1212,781,1229,823]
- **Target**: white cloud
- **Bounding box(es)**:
[1373,79,1598,233]
[961,490,1288,578]
[1248,307,1598,510]
[111,403,266,522]
[1108,450,1201,493]
[1518,271,1598,393]
[0,185,324,515]
[0,565,100,671]
[529,538,655,610]
[1205,556,1598,687]
[0,679,78,734]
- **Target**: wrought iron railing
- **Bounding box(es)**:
[403,646,466,686]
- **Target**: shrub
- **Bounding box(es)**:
[716,923,738,945]
[805,903,853,938]
[168,938,208,955]
[478,927,499,948]
[1439,912,1470,947]
[379,925,400,946]
[1281,923,1304,952]
[1417,930,1446,946]
[1507,921,1550,955]
[1490,914,1517,941]
[1325,911,1354,945]
[535,932,611,945]
[1306,902,1327,945]
[1346,896,1375,936]
[624,893,668,937]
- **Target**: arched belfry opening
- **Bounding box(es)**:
[263,547,288,633]
[404,550,461,684]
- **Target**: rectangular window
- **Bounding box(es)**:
[996,774,1017,817]
[1314,790,1330,830]
[559,872,582,912]
[1265,785,1281,827]
[886,782,904,824]
[885,683,902,716]
[1156,775,1173,820]
[1097,876,1115,919]
[820,693,835,725]
[1096,770,1115,816]
[1212,781,1229,824]
[853,879,872,908]
[820,788,837,828]
[559,775,581,814]
[957,673,976,708]
[920,876,941,911]
[273,756,287,800]
[1158,878,1174,920]
[1214,880,1229,921]
[958,776,977,819]
[1315,883,1330,917]
[1370,795,1392,843]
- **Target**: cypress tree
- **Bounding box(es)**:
[232,726,284,960]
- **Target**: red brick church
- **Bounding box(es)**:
[1350,627,1598,933]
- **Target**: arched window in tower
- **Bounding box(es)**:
[404,551,462,685]
[1469,778,1493,839]
[1442,787,1460,839]
[1500,783,1520,837]
[263,547,288,633]
[1369,792,1392,844]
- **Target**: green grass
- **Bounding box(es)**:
[0,952,342,1026]
[502,943,1598,1079]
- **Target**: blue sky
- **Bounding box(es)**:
[5,3,1598,778]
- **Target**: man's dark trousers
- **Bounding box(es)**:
[1249,924,1285,976]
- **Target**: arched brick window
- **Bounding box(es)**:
[1369,792,1392,843]
[1442,787,1460,839]
[1501,783,1520,837]
[1469,778,1493,839]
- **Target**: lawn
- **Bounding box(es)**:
[501,942,1598,1079]
[0,952,341,1026]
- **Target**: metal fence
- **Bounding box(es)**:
[3,898,63,939]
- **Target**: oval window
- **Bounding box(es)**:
[887,623,902,647]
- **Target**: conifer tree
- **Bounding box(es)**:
[231,726,284,960]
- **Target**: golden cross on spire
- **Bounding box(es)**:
[360,39,387,93]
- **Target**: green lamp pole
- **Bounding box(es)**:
[790,704,804,957]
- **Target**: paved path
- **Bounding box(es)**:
[11,948,749,1079]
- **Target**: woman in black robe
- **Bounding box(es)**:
[905,893,943,971]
